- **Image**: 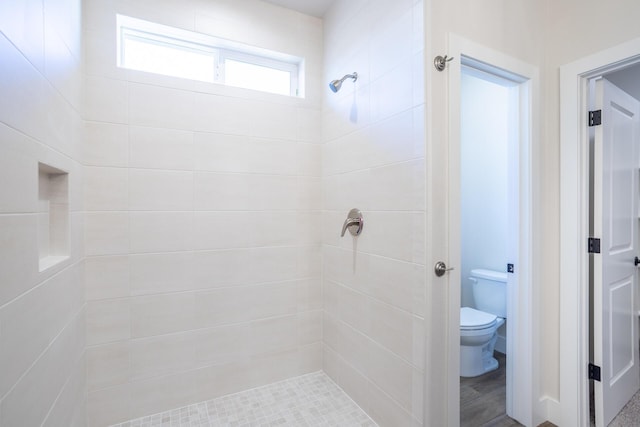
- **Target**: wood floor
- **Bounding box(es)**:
[460,353,517,426]
[460,353,557,427]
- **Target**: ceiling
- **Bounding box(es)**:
[262,0,335,17]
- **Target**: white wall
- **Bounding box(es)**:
[321,0,427,425]
[460,71,510,308]
[82,0,323,425]
[0,0,86,425]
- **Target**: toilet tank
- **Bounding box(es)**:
[470,269,507,318]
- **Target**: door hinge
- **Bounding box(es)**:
[507,263,514,273]
[588,237,601,254]
[589,110,602,127]
[589,363,601,382]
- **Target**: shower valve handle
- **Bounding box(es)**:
[341,209,363,237]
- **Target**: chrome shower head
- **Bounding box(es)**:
[329,72,358,93]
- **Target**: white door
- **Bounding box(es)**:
[593,78,640,427]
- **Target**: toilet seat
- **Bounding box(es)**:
[460,307,497,330]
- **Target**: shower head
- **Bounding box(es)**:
[329,72,358,93]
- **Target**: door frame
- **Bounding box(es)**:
[443,34,539,426]
[559,37,640,427]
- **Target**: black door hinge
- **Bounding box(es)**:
[589,363,601,382]
[588,237,601,254]
[589,110,602,127]
[507,263,514,273]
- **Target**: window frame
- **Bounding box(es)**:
[218,49,299,97]
[116,14,302,97]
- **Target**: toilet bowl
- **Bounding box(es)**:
[460,307,505,377]
[459,269,508,378]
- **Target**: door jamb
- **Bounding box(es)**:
[445,33,539,426]
[559,37,640,427]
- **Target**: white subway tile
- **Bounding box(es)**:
[253,175,300,210]
[369,9,413,81]
[84,212,129,256]
[85,255,130,301]
[196,282,297,328]
[336,321,371,377]
[247,211,298,248]
[367,380,414,427]
[0,125,38,213]
[129,252,194,295]
[337,357,371,413]
[190,249,253,289]
[297,277,322,311]
[44,23,82,110]
[357,211,425,263]
[41,355,86,427]
[129,212,194,253]
[296,108,322,144]
[337,285,370,334]
[193,132,250,173]
[366,108,421,167]
[368,160,425,211]
[368,298,415,364]
[367,254,426,315]
[193,211,251,250]
[322,344,340,383]
[250,347,300,386]
[129,169,194,211]
[250,315,298,355]
[0,0,44,71]
[87,342,130,391]
[128,370,198,420]
[0,34,47,142]
[86,299,131,345]
[84,29,128,80]
[0,265,82,398]
[0,214,39,306]
[129,126,194,171]
[195,323,251,367]
[298,310,322,345]
[84,76,128,124]
[130,293,197,338]
[87,384,132,427]
[192,93,245,135]
[84,167,128,211]
[129,83,194,130]
[370,59,414,123]
[83,122,129,167]
[130,333,197,381]
[367,342,414,411]
[0,312,84,427]
[249,247,299,283]
[195,360,254,401]
[194,172,251,211]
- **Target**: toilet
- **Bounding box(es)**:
[460,269,507,377]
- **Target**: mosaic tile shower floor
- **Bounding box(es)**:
[110,371,378,427]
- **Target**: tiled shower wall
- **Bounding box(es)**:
[82,0,324,425]
[321,0,427,425]
[0,0,86,425]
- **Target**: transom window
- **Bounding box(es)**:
[117,15,302,97]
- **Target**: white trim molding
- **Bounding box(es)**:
[559,36,640,427]
[443,33,540,427]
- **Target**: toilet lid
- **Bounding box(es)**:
[460,307,497,329]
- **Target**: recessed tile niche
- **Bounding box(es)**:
[38,163,69,271]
